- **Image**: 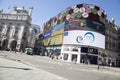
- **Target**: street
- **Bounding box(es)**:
[0,51,120,80]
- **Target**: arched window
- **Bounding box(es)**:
[10,40,17,49]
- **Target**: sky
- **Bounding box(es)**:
[0,0,120,28]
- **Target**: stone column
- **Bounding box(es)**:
[16,26,25,51]
[68,53,72,62]
[18,26,24,40]
[9,26,14,38]
[68,47,72,62]
[11,26,15,38]
[7,40,12,49]
[2,25,7,37]
[16,40,21,51]
[77,54,81,63]
[77,47,81,63]
[60,46,64,61]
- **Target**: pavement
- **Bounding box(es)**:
[0,51,67,80]
[0,51,120,80]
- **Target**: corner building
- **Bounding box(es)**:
[0,6,33,51]
[43,4,106,64]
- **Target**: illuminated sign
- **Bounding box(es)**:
[53,22,65,32]
[63,30,105,49]
[64,19,87,31]
[76,32,95,44]
[50,34,63,45]
[43,4,106,32]
[52,30,64,36]
[43,30,51,39]
[86,19,105,35]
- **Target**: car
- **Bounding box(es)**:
[25,48,33,55]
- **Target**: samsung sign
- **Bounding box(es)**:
[63,30,105,49]
[43,30,51,39]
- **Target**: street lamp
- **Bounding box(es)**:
[97,52,101,70]
[86,45,89,64]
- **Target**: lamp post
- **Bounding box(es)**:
[0,34,2,49]
[97,53,100,70]
[86,45,89,64]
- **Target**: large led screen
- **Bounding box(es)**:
[63,30,105,49]
[86,19,105,35]
[64,19,87,31]
[51,4,106,27]
[52,22,65,36]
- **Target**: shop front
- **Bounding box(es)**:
[61,30,105,64]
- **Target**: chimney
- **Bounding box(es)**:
[111,18,115,23]
[29,6,33,17]
[22,6,25,10]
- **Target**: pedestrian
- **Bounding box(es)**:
[87,59,90,64]
[14,48,16,53]
[97,64,100,70]
[9,48,12,52]
[109,62,112,67]
[51,55,54,60]
[73,58,77,64]
[0,46,2,51]
[97,60,102,70]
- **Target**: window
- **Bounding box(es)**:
[72,48,78,52]
[1,22,5,25]
[9,22,12,25]
[81,47,88,53]
[17,23,21,26]
[0,26,3,31]
[63,54,68,60]
[63,48,69,51]
[81,47,98,54]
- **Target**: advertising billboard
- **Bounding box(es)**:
[63,30,105,49]
[52,30,64,36]
[43,38,51,46]
[43,4,106,40]
[86,19,105,35]
[50,34,63,45]
[43,30,52,39]
[53,22,65,32]
[64,18,105,35]
[50,3,106,27]
[52,22,65,36]
[64,19,87,31]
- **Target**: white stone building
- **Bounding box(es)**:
[0,6,34,51]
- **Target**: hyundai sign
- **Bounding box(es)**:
[63,30,105,49]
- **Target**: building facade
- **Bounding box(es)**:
[27,24,40,48]
[117,28,120,67]
[0,6,33,51]
[33,32,43,55]
[105,19,119,66]
[43,3,108,65]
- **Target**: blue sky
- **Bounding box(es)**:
[0,0,120,28]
